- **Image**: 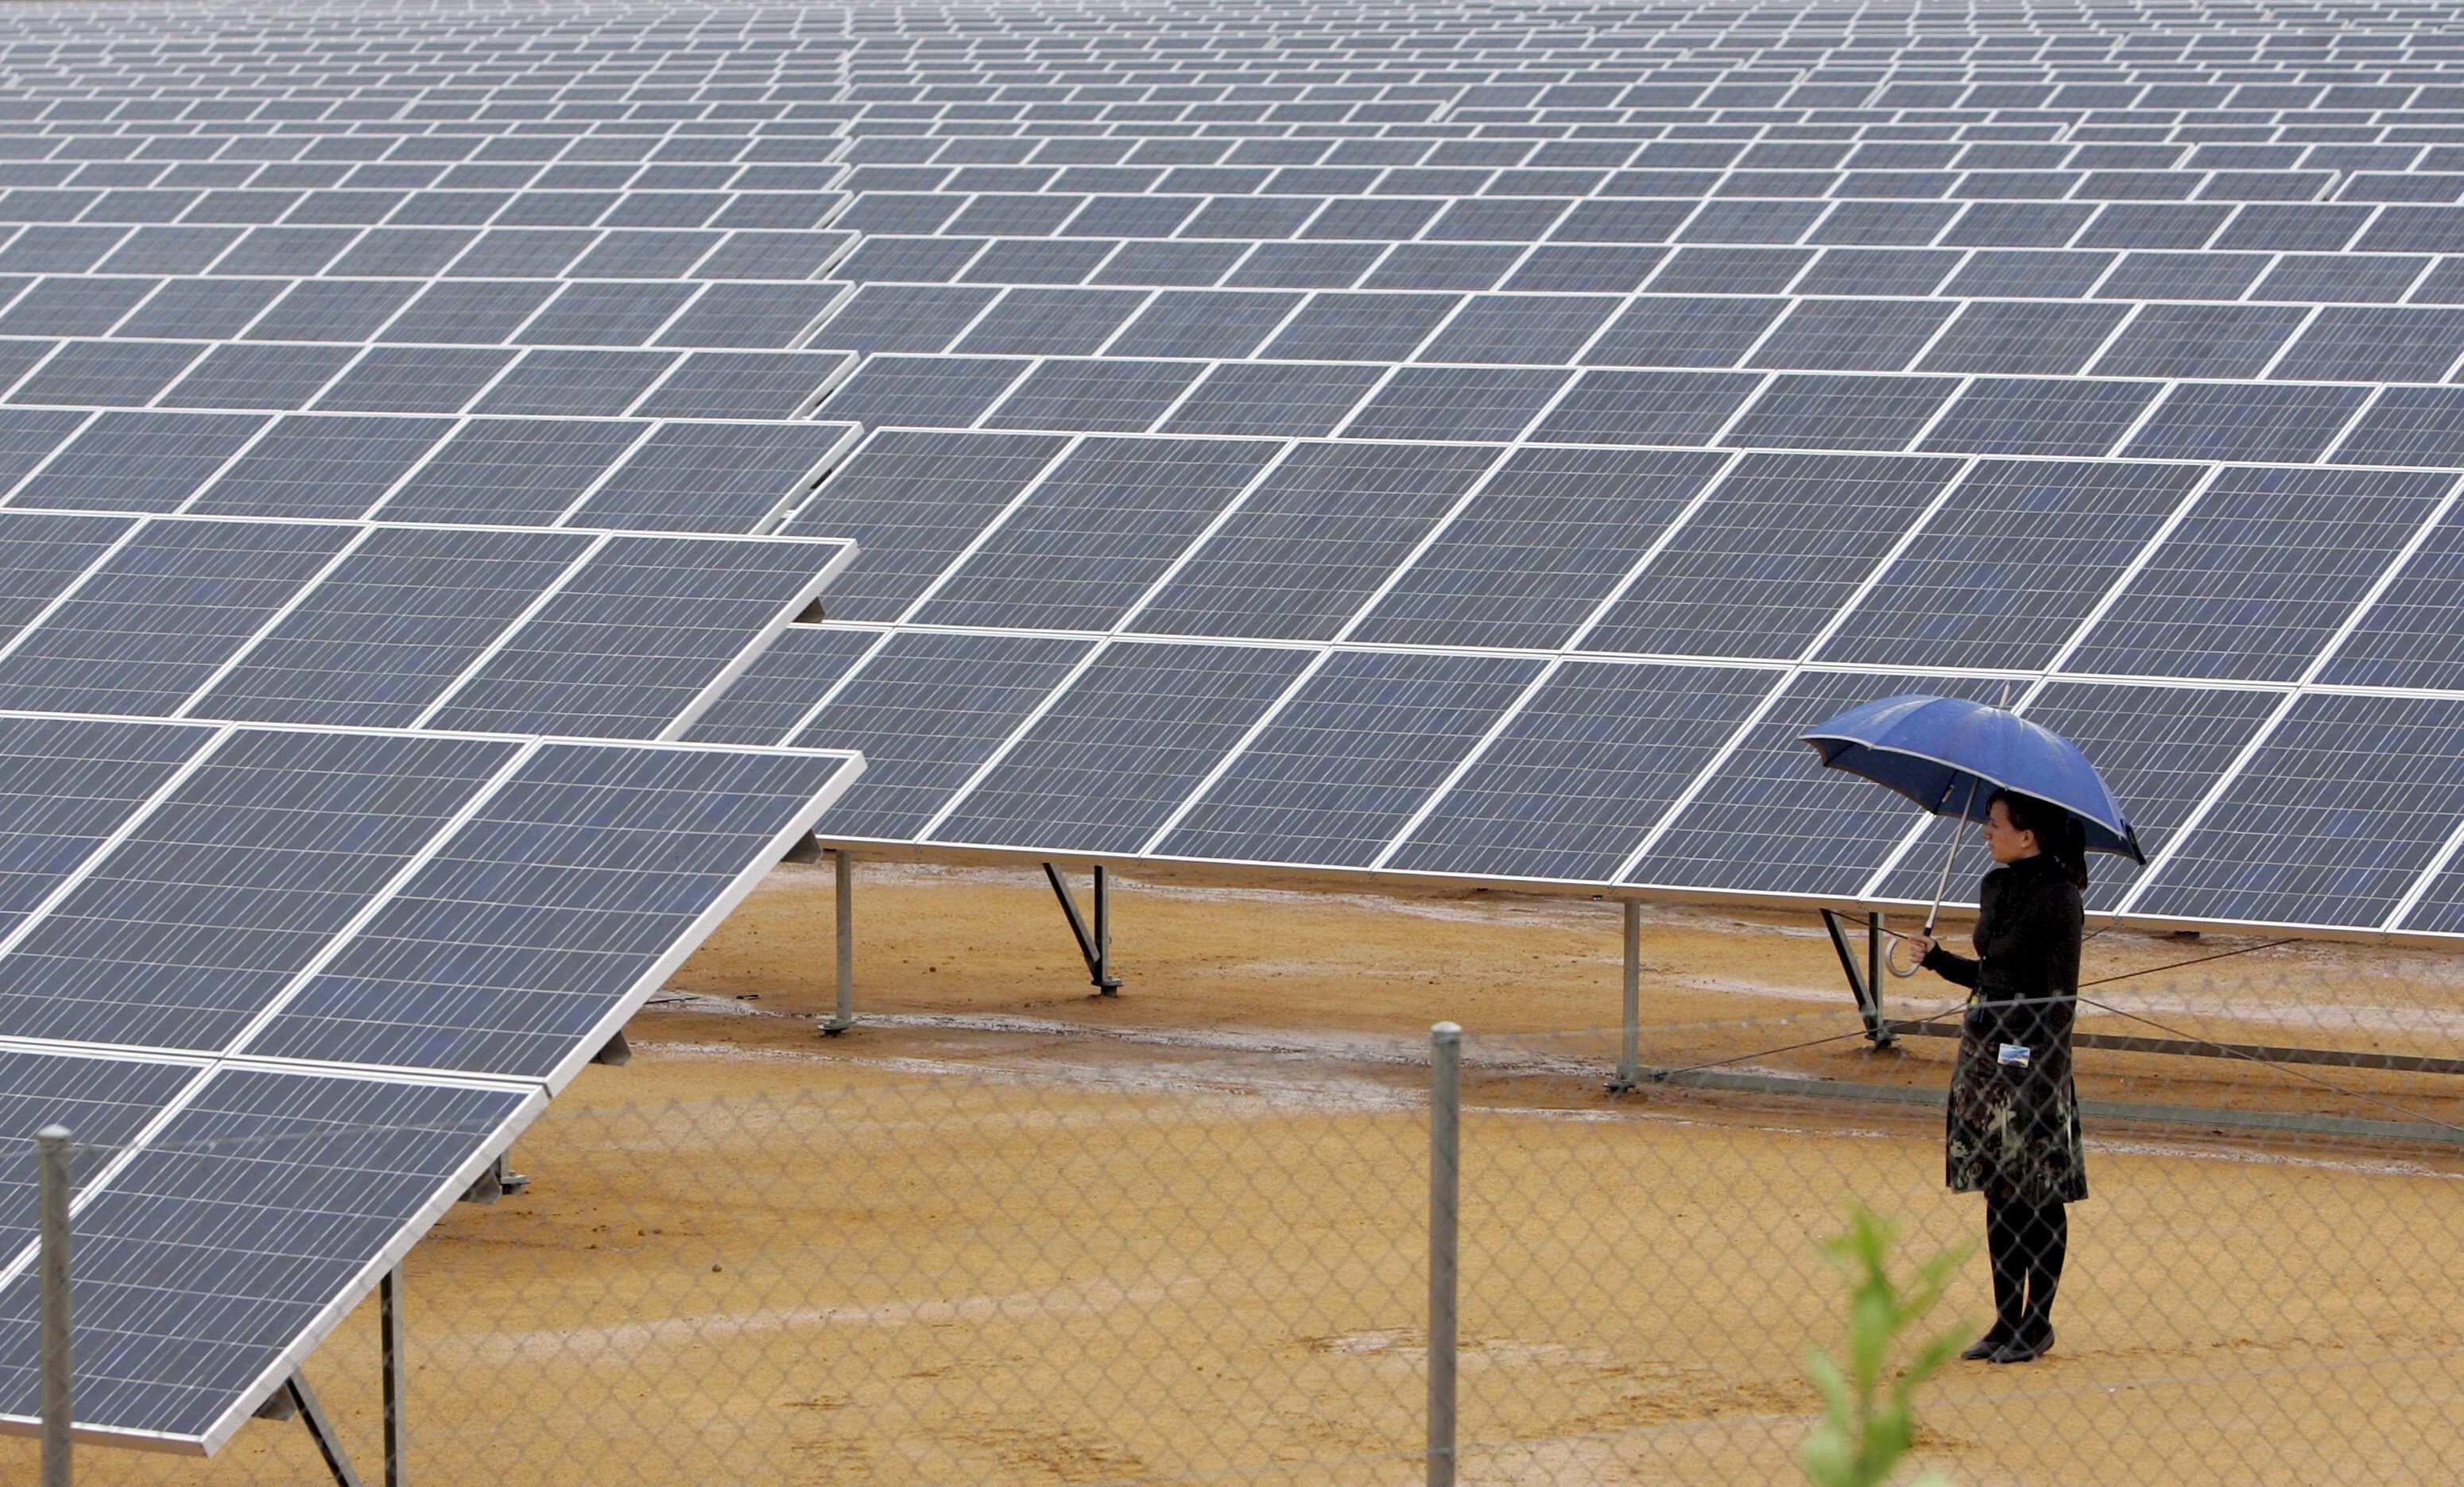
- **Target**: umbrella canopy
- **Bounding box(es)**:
[1800,694,2146,864]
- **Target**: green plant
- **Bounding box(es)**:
[1803,1206,1972,1487]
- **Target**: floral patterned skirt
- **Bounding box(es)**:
[1946,1032,2089,1206]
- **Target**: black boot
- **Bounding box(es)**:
[1989,1322,2055,1363]
[1990,1202,2065,1363]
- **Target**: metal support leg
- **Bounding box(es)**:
[288,1373,366,1487]
[821,849,855,1034]
[37,1125,70,1487]
[1609,901,1642,1093]
[1093,864,1114,997]
[382,1270,404,1487]
[1868,912,1885,1032]
[1428,1023,1461,1487]
[1821,909,1897,1049]
[1042,862,1122,996]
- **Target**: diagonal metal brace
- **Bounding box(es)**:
[1042,862,1121,996]
[282,1371,366,1487]
[1820,908,1896,1047]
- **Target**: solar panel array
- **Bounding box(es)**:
[730,0,2464,943]
[7,0,2464,1448]
[3,0,2459,945]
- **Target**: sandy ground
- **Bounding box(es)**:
[14,860,2463,1486]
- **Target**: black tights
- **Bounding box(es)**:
[1985,1195,2067,1339]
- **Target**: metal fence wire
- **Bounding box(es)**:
[3,993,2459,1486]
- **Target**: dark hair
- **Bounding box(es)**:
[1989,788,2088,890]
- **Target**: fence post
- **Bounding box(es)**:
[1428,1023,1460,1487]
[37,1124,71,1487]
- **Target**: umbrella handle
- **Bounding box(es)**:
[1885,931,1926,979]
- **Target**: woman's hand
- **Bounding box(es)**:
[1906,931,1936,962]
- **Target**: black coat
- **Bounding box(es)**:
[1921,851,2089,1205]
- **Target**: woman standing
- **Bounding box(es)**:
[1907,790,2087,1365]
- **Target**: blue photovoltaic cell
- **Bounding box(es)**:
[931,640,1315,854]
[0,509,134,639]
[1583,296,1783,367]
[424,533,839,739]
[0,1070,529,1442]
[567,422,852,534]
[0,714,211,935]
[188,526,594,727]
[2121,382,2371,463]
[1127,441,1498,641]
[2319,501,2464,690]
[1871,681,2283,912]
[1629,670,2005,896]
[804,282,998,354]
[2268,305,2464,383]
[184,413,454,521]
[1916,377,2156,459]
[816,354,1028,427]
[1339,366,1567,443]
[776,428,1068,622]
[1105,290,1304,359]
[160,343,360,411]
[0,1047,196,1247]
[1350,447,1727,650]
[1722,374,1952,451]
[1915,300,2131,376]
[2090,303,2307,380]
[244,743,854,1077]
[1157,362,1387,438]
[792,629,1094,838]
[1154,649,1544,868]
[1819,459,2199,670]
[470,348,677,417]
[374,418,646,526]
[2135,693,2464,930]
[9,339,207,408]
[681,625,882,745]
[1749,298,1954,372]
[910,436,1281,631]
[0,409,89,492]
[2326,386,2464,468]
[0,517,355,715]
[1583,452,1962,658]
[630,350,850,420]
[983,358,1204,433]
[1385,660,1776,881]
[0,729,517,1051]
[2061,466,2452,682]
[1528,369,1760,446]
[9,411,264,513]
[311,346,516,416]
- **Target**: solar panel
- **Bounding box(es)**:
[25,32,2464,1443]
[0,718,860,1450]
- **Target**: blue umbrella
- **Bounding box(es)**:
[1800,694,2146,972]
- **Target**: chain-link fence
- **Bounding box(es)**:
[4,966,2459,1485]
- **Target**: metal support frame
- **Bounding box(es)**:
[286,1372,366,1487]
[381,1269,404,1487]
[1042,861,1121,996]
[1608,901,1644,1093]
[37,1125,69,1487]
[1818,912,2464,1075]
[1427,1023,1461,1487]
[1631,1062,2464,1148]
[1881,1017,2464,1075]
[821,847,855,1034]
[1820,908,1897,1048]
[459,1153,528,1204]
